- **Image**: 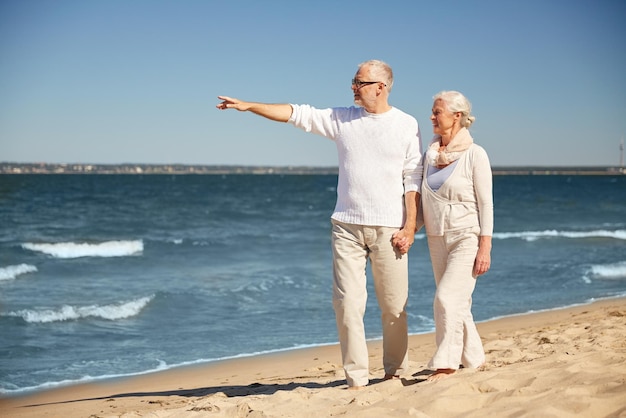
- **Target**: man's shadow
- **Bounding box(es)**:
[19,379,346,408]
[19,370,435,409]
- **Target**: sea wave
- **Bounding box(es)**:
[4,295,154,323]
[21,240,144,258]
[0,264,38,281]
[494,230,626,241]
[583,261,626,283]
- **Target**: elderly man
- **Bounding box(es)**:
[216,59,422,388]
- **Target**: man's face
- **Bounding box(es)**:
[352,67,381,107]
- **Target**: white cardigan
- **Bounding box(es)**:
[421,144,493,236]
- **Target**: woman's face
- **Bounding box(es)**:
[430,99,460,137]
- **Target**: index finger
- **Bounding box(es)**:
[216,96,234,110]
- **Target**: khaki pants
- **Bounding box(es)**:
[427,226,485,370]
[331,219,409,387]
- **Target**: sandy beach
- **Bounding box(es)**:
[2,297,625,418]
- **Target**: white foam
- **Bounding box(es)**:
[494,229,626,241]
[21,240,143,258]
[5,295,154,323]
[0,264,38,281]
[585,261,626,281]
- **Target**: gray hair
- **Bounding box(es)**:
[358,59,394,92]
[433,90,476,128]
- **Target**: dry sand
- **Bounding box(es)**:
[2,297,625,418]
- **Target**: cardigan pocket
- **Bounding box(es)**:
[446,202,479,231]
[423,185,478,235]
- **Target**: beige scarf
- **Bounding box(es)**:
[426,127,474,168]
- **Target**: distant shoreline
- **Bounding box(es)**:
[1,162,625,176]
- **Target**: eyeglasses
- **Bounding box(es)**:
[351,79,386,88]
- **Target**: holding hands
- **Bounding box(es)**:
[392,229,414,255]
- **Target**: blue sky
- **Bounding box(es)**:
[1,0,624,167]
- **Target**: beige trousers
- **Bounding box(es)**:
[427,226,485,370]
[331,219,409,387]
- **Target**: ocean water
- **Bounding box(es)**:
[1,173,625,394]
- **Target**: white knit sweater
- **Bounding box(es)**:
[289,104,423,227]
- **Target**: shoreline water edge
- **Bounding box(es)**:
[1,296,624,417]
[0,295,621,397]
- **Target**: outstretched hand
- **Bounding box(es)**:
[215,97,292,122]
[216,96,250,111]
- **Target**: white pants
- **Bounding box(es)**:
[331,219,409,387]
[427,226,485,370]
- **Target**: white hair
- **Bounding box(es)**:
[433,90,475,128]
[358,59,394,91]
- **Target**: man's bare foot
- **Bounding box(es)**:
[426,368,455,381]
[383,374,400,381]
[347,385,365,390]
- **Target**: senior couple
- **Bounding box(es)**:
[216,59,493,388]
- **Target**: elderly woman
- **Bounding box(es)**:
[421,91,493,381]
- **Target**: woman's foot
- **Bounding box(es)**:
[427,368,455,381]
